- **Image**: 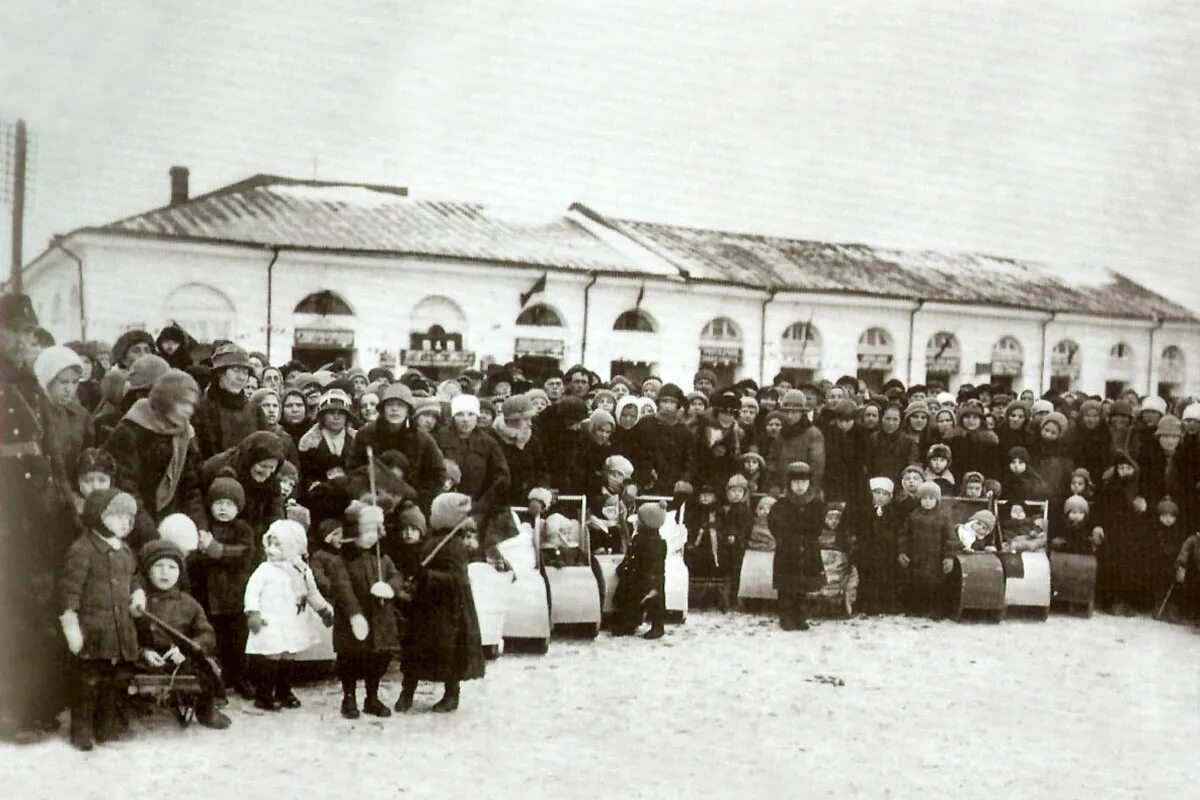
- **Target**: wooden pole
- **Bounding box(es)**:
[10,119,26,292]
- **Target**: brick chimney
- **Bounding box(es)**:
[169,166,189,206]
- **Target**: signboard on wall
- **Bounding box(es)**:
[402,349,476,368]
[857,353,893,370]
[781,353,820,369]
[514,337,565,359]
[700,345,743,365]
[927,356,960,374]
[295,327,355,349]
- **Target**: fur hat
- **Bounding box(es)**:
[396,503,427,535]
[786,461,812,479]
[780,389,808,410]
[962,470,985,486]
[926,443,952,463]
[206,467,245,511]
[1140,396,1167,416]
[968,509,996,531]
[430,492,473,531]
[694,368,718,386]
[636,502,667,530]
[1041,412,1069,434]
[868,476,894,494]
[33,345,84,393]
[1155,415,1183,438]
[1064,495,1089,515]
[126,354,172,392]
[138,539,186,579]
[901,464,925,481]
[76,447,116,478]
[527,486,554,508]
[916,481,942,501]
[112,330,155,367]
[657,383,686,405]
[501,394,535,421]
[157,513,199,553]
[210,343,250,372]
[604,454,634,479]
[555,395,590,423]
[833,399,858,420]
[957,399,986,424]
[1007,446,1030,464]
[82,488,137,530]
[1108,400,1134,419]
[1157,497,1179,516]
[148,369,200,418]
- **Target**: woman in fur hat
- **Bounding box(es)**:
[111,329,155,370]
[103,369,209,539]
[398,493,485,712]
[194,343,267,460]
[348,382,446,513]
[154,323,194,371]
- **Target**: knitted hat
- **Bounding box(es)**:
[138,539,185,579]
[962,470,985,486]
[148,369,200,418]
[868,476,894,494]
[711,391,740,413]
[157,513,199,553]
[430,492,473,531]
[380,381,415,410]
[781,389,808,410]
[740,451,766,471]
[968,509,996,531]
[901,464,925,481]
[528,486,554,508]
[211,343,250,372]
[396,503,427,535]
[1155,415,1183,437]
[916,481,942,501]
[726,473,749,491]
[443,459,462,486]
[604,454,634,479]
[1182,403,1200,423]
[1007,446,1030,463]
[526,388,549,406]
[637,502,667,530]
[77,447,116,478]
[1108,400,1134,419]
[786,461,812,479]
[501,394,535,421]
[82,488,137,530]
[926,443,952,462]
[657,383,686,405]
[249,387,280,412]
[33,346,84,393]
[278,459,298,482]
[413,397,442,418]
[1070,467,1091,485]
[586,409,616,434]
[610,375,634,392]
[126,353,171,392]
[1140,396,1167,416]
[1064,495,1089,515]
[833,399,858,419]
[1157,497,1179,516]
[694,368,717,386]
[592,388,617,407]
[555,395,590,423]
[686,391,709,408]
[1041,412,1069,434]
[206,467,245,511]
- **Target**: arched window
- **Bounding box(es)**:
[613,309,656,332]
[1106,342,1136,398]
[165,283,237,343]
[925,331,961,389]
[701,317,740,341]
[410,295,467,333]
[1159,345,1186,398]
[294,291,353,316]
[1049,339,1082,393]
[779,321,822,384]
[516,303,564,327]
[857,327,894,390]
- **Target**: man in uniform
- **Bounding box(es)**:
[0,293,74,741]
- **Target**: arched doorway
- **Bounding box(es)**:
[990,335,1024,393]
[610,308,658,385]
[514,303,566,383]
[1106,342,1136,399]
[1159,345,1186,399]
[856,327,894,391]
[1049,339,1082,394]
[292,290,355,370]
[925,331,961,391]
[404,295,473,381]
[779,321,821,386]
[699,317,742,386]
[165,283,237,345]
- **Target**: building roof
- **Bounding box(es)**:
[594,216,1195,322]
[79,174,643,273]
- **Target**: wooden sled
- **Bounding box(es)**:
[517,497,602,638]
[496,513,551,653]
[1049,552,1097,616]
[999,501,1051,620]
[950,553,1006,621]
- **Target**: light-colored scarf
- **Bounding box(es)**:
[123,398,194,512]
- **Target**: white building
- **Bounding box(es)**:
[21,170,1200,398]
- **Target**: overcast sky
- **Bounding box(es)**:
[2,1,1198,309]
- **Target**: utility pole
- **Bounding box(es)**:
[8,119,26,292]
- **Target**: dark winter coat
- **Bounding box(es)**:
[996,425,1036,466]
[329,545,407,655]
[45,400,93,484]
[348,420,445,512]
[1094,462,1152,604]
[630,414,694,494]
[948,430,1000,482]
[137,587,216,655]
[535,404,584,491]
[823,424,871,506]
[769,490,826,593]
[195,519,255,616]
[1049,515,1098,555]
[200,430,287,539]
[691,420,743,490]
[104,416,208,533]
[1030,439,1073,499]
[59,531,140,662]
[767,420,826,495]
[194,384,265,461]
[1001,467,1049,504]
[436,427,510,517]
[855,505,900,613]
[494,429,549,507]
[867,429,919,487]
[401,536,485,683]
[1068,424,1114,488]
[298,424,357,492]
[1137,444,1196,536]
[613,526,667,614]
[566,431,613,497]
[899,506,957,587]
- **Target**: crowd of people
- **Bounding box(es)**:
[3,292,1199,751]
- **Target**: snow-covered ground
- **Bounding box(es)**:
[3,612,1197,799]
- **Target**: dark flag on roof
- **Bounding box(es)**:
[520,272,547,306]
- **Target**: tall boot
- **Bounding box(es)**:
[253,658,281,711]
[394,677,417,713]
[69,669,99,751]
[274,660,301,709]
[432,681,459,713]
[362,661,391,717]
[93,672,121,744]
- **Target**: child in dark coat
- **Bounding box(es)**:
[898,481,958,619]
[1150,498,1186,621]
[330,500,407,718]
[1174,531,1200,622]
[136,540,230,730]
[1049,496,1101,554]
[923,443,955,495]
[684,485,726,579]
[192,468,255,698]
[855,477,900,615]
[1094,452,1152,614]
[721,473,753,593]
[59,489,145,750]
[769,461,826,631]
[612,502,669,640]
